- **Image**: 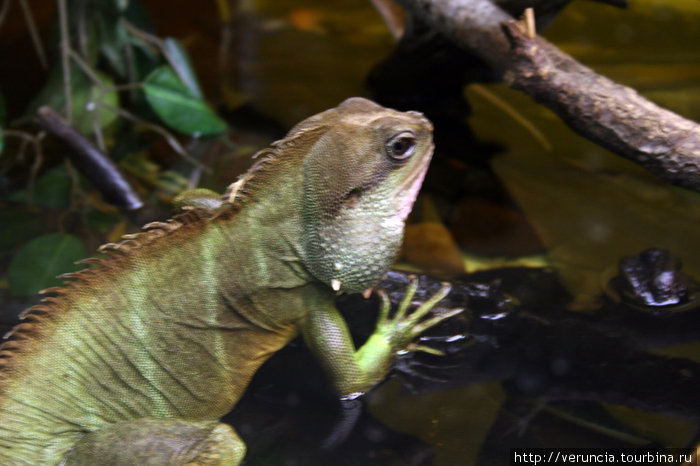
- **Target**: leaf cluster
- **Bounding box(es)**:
[0,0,229,297]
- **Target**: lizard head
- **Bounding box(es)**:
[300,97,434,294]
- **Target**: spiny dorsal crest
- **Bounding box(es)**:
[223,122,329,204]
[0,207,226,373]
[0,113,331,373]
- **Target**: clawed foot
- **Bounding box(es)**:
[375,276,465,356]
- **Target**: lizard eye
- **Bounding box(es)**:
[386,133,416,161]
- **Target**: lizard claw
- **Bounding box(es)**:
[405,343,446,356]
[375,278,464,356]
[412,307,465,335]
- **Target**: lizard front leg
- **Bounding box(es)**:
[301,279,463,398]
[61,418,245,466]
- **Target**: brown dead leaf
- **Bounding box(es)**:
[402,222,465,277]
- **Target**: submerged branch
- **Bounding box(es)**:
[396,0,700,192]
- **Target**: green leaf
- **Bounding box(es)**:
[8,233,86,296]
[71,71,120,135]
[24,65,119,135]
[0,209,43,252]
[143,65,227,136]
[163,38,204,99]
[7,165,72,208]
[98,11,130,77]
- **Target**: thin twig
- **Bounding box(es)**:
[66,48,109,152]
[76,1,89,59]
[92,119,106,153]
[3,128,43,157]
[122,26,140,103]
[522,7,535,39]
[2,129,40,144]
[121,18,164,50]
[67,50,208,172]
[58,0,72,120]
[105,103,210,173]
[67,48,101,85]
[18,0,47,69]
[1,129,45,164]
[2,129,45,202]
[122,19,198,96]
[62,157,82,209]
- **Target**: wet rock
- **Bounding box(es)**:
[609,248,699,309]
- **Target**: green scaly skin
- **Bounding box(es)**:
[0,97,460,465]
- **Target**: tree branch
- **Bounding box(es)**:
[501,21,700,191]
[36,106,144,211]
[396,0,700,191]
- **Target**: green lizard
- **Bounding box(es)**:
[0,97,461,465]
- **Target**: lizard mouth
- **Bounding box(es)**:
[398,156,431,195]
[343,187,364,208]
[399,140,433,193]
[394,146,433,221]
[399,161,428,193]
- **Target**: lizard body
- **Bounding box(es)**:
[0,97,456,465]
